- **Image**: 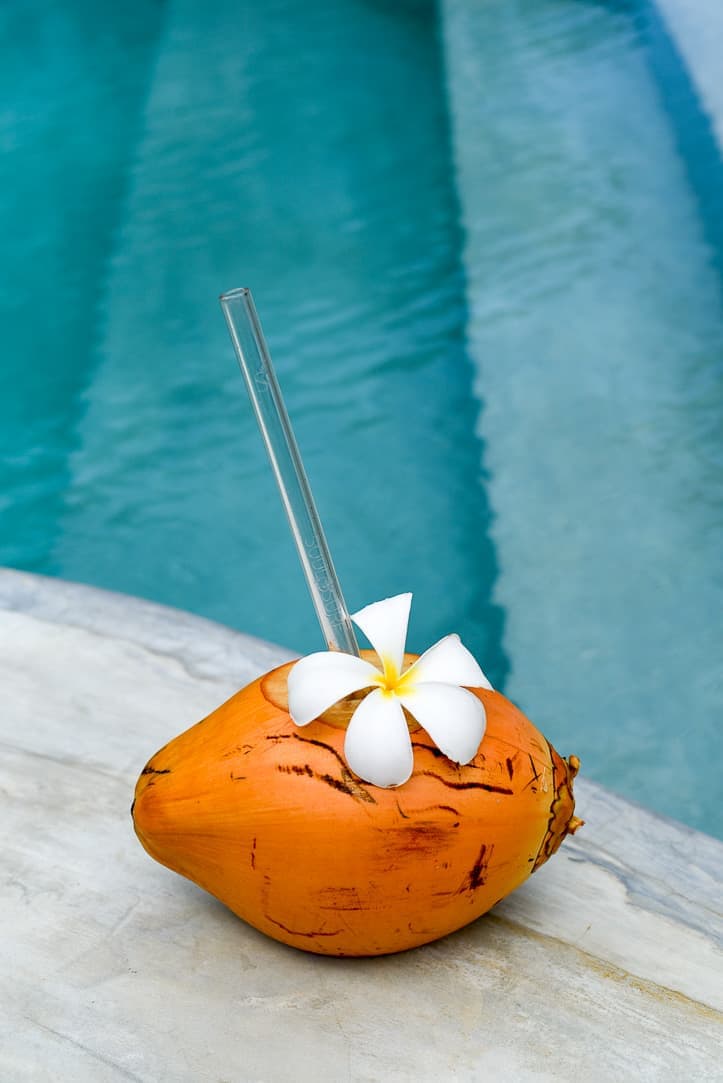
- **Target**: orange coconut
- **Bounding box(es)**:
[132,652,580,956]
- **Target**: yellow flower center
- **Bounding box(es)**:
[374,657,415,697]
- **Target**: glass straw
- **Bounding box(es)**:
[220,287,360,656]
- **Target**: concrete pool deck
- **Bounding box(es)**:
[1,568,721,1081]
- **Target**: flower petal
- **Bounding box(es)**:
[287,652,379,726]
[398,682,486,764]
[351,593,412,675]
[344,689,413,787]
[405,633,493,689]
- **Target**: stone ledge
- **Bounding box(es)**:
[1,569,720,1082]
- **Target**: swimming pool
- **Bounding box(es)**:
[1,0,721,837]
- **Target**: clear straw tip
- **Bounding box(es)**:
[220,287,360,656]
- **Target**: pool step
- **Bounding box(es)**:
[440,0,723,833]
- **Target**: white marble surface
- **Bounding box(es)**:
[1,569,721,1082]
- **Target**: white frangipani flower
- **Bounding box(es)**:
[287,594,493,788]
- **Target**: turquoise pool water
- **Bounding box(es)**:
[1,0,721,836]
